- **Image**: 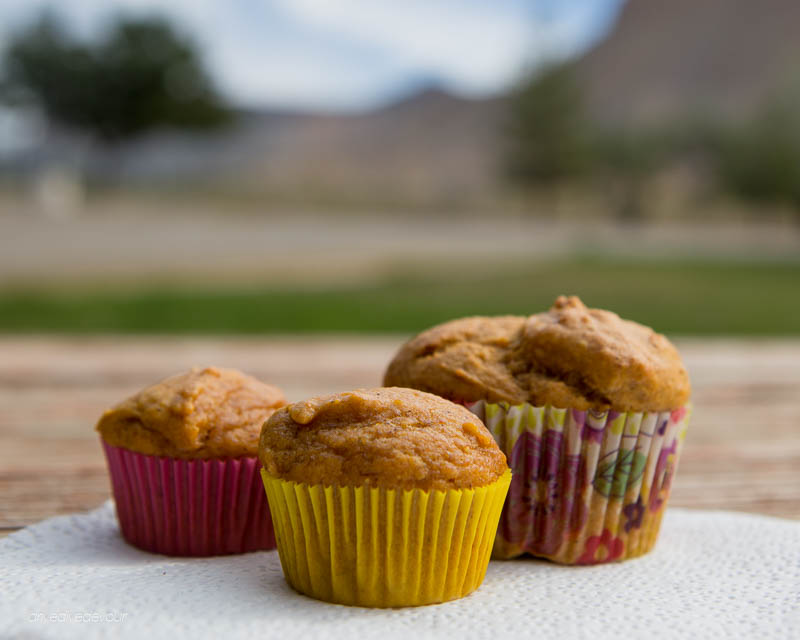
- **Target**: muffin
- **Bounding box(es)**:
[258,387,511,607]
[384,296,691,564]
[97,366,286,556]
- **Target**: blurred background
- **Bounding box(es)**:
[0,0,799,335]
[2,0,800,533]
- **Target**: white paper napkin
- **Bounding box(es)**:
[2,502,798,640]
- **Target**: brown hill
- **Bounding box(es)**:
[26,0,800,206]
[575,0,800,125]
[222,0,800,202]
[228,89,506,206]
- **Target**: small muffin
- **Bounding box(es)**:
[97,366,285,458]
[97,366,286,556]
[259,387,511,607]
[384,296,691,564]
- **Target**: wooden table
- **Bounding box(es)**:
[2,336,799,539]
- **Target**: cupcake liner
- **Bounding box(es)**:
[261,468,512,607]
[102,441,276,556]
[466,401,690,564]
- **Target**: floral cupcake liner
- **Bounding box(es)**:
[261,468,512,607]
[466,401,690,564]
[102,441,276,556]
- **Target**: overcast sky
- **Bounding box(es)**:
[0,0,623,112]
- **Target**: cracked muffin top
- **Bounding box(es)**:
[383,296,690,412]
[259,387,508,491]
[96,366,286,459]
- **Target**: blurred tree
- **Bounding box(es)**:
[505,63,593,187]
[716,96,800,216]
[1,12,229,141]
[593,128,675,221]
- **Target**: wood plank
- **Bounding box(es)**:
[1,337,799,532]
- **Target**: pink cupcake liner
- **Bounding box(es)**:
[102,441,275,556]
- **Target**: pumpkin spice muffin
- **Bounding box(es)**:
[260,386,506,490]
[384,296,691,564]
[97,366,286,556]
[384,295,689,411]
[98,366,286,459]
[259,387,511,607]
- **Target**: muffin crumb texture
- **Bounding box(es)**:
[384,296,690,411]
[259,387,508,491]
[96,366,286,458]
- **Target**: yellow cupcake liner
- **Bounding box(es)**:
[261,468,511,607]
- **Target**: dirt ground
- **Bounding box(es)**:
[2,195,799,288]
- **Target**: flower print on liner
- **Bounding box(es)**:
[649,438,679,513]
[502,430,585,556]
[580,422,605,444]
[502,432,539,546]
[623,495,646,532]
[581,409,607,444]
[670,407,688,423]
[592,448,648,498]
[534,471,560,518]
[577,529,624,565]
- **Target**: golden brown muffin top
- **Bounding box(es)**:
[259,387,508,491]
[97,366,286,459]
[384,296,690,412]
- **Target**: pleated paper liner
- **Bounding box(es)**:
[466,401,690,564]
[102,441,276,556]
[261,468,512,607]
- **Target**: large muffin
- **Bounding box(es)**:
[97,366,286,556]
[383,297,692,565]
[98,366,286,459]
[259,387,511,607]
[384,295,689,411]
